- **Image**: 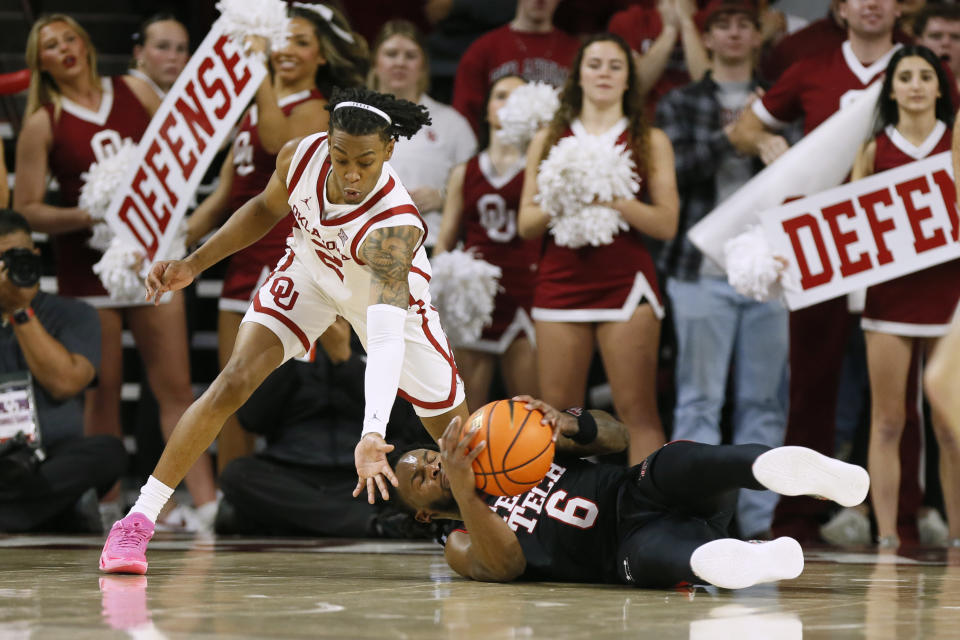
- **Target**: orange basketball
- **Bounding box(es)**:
[467,399,556,496]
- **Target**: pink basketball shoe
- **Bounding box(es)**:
[99,512,155,574]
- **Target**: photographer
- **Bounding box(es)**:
[0,209,124,533]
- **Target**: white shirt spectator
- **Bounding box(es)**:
[390,94,477,244]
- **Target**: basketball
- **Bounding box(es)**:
[467,399,556,496]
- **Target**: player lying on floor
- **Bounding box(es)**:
[390,397,871,589]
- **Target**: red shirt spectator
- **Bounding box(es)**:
[452,0,580,135]
[608,1,711,112]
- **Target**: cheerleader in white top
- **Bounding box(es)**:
[101,87,470,575]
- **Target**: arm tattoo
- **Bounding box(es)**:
[359,225,422,308]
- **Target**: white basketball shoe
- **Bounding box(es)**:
[690,537,804,589]
[751,446,870,507]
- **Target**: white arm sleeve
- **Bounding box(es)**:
[361,303,408,438]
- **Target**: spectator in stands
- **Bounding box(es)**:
[14,14,218,529]
[518,34,679,465]
[728,0,923,543]
[368,20,476,244]
[424,0,515,103]
[0,209,123,533]
[215,319,424,537]
[897,0,929,38]
[609,0,710,112]
[656,0,787,539]
[915,4,960,92]
[128,13,189,98]
[852,46,960,547]
[185,4,367,474]
[433,75,539,409]
[451,0,580,135]
[760,0,846,83]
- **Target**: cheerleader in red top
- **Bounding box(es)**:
[853,45,960,547]
[518,34,679,465]
[13,14,218,516]
[185,4,367,470]
[434,75,540,409]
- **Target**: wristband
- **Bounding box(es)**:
[564,408,597,445]
[10,307,34,326]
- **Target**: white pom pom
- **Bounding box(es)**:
[548,205,629,249]
[92,237,147,303]
[88,223,114,252]
[215,0,291,53]
[79,140,139,222]
[724,226,785,302]
[429,250,502,345]
[535,136,640,248]
[496,82,560,148]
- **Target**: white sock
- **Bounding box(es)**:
[128,476,175,523]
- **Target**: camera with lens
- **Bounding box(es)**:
[1,248,42,288]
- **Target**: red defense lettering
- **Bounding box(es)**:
[858,187,896,265]
[930,169,960,242]
[159,112,198,179]
[118,197,159,259]
[213,35,251,95]
[173,81,214,155]
[197,56,231,119]
[144,140,179,207]
[782,213,834,290]
[131,167,171,233]
[821,200,872,277]
[896,176,947,253]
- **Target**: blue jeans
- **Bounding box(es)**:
[667,276,789,537]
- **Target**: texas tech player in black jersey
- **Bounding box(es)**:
[482,456,626,583]
[392,397,871,589]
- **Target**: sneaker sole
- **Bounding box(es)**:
[690,537,804,589]
[752,446,870,507]
[99,556,148,575]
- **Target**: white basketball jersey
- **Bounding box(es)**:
[284,132,433,316]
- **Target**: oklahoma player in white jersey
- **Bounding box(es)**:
[100,87,469,574]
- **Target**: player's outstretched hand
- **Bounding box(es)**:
[439,415,486,497]
[144,259,196,304]
[352,433,398,504]
[512,395,574,442]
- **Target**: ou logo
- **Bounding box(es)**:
[477,193,516,243]
[90,129,132,163]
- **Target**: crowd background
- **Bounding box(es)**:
[0,0,958,551]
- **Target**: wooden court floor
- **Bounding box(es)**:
[0,534,957,639]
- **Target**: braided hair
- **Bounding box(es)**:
[326,86,431,143]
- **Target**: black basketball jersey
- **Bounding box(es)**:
[480,456,628,583]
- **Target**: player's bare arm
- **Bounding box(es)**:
[350,224,422,503]
[358,224,423,307]
[145,138,301,303]
[514,395,630,457]
[441,416,526,582]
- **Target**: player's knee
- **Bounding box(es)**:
[209,365,259,408]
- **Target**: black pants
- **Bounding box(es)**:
[217,456,378,537]
[0,435,127,533]
[616,441,770,588]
